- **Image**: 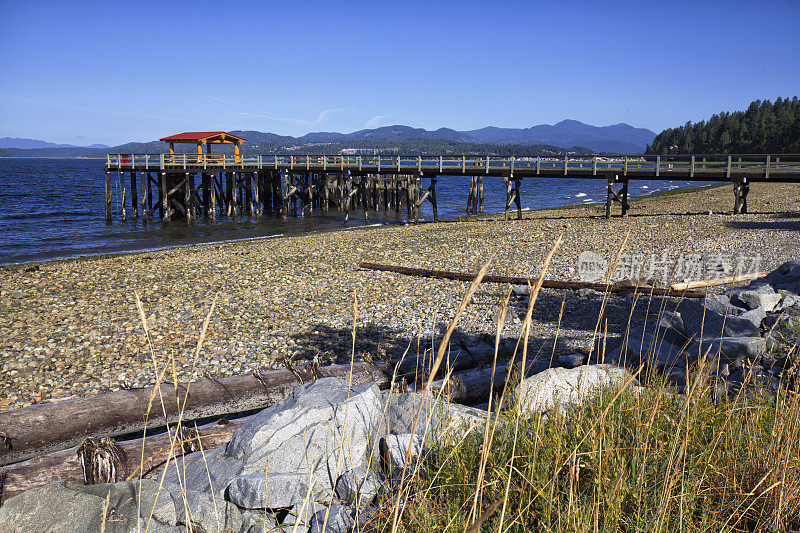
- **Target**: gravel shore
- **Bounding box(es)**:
[2,182,800,411]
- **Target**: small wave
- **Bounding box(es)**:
[0,209,93,221]
[574,192,588,198]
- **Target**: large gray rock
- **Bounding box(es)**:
[606,326,693,369]
[515,364,635,414]
[335,466,383,507]
[0,480,181,533]
[309,504,355,533]
[381,392,486,439]
[692,336,766,362]
[731,288,782,312]
[166,487,243,533]
[380,433,422,476]
[226,472,309,510]
[764,260,800,293]
[239,510,278,533]
[678,299,762,339]
[163,446,244,497]
[224,378,384,503]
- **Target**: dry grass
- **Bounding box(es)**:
[118,242,800,533]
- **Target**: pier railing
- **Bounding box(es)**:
[106,153,800,179]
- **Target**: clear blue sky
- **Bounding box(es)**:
[1,0,798,146]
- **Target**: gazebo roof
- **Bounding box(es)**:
[159,131,247,143]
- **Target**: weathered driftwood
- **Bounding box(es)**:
[0,362,392,467]
[0,417,246,505]
[429,358,556,405]
[670,271,767,291]
[359,262,708,298]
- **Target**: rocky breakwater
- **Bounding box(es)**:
[600,260,800,396]
[0,365,636,533]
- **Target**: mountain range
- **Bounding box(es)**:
[0,120,656,157]
[0,137,109,149]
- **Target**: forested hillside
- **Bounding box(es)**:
[647,97,800,154]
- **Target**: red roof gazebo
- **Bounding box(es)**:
[159,131,247,159]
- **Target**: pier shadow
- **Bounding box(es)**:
[724,216,800,232]
[283,288,680,366]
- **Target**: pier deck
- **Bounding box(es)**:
[104,153,800,222]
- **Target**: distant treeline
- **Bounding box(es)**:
[0,140,593,158]
[647,97,800,155]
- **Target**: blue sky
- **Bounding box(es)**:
[0,0,798,146]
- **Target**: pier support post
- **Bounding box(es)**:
[105,171,112,221]
[429,175,438,222]
[305,172,313,216]
[606,175,630,219]
[119,171,126,221]
[130,171,138,219]
[513,178,522,220]
[478,175,484,214]
[140,172,148,221]
[253,172,260,218]
[282,171,289,220]
[504,177,513,221]
[161,172,170,222]
[734,178,749,214]
[246,173,255,217]
[620,179,629,216]
[185,172,195,224]
[209,173,217,222]
[466,176,476,215]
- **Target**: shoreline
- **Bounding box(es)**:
[2,181,799,411]
[1,182,726,269]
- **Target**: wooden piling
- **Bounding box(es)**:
[478,175,484,214]
[118,171,126,221]
[140,172,148,221]
[209,173,217,222]
[161,172,170,222]
[104,171,112,221]
[185,172,195,224]
[129,171,138,219]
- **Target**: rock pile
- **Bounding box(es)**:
[0,366,632,533]
[600,260,800,395]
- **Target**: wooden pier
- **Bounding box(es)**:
[104,152,800,223]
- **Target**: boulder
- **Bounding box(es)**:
[309,504,355,533]
[381,392,486,439]
[239,510,279,533]
[559,352,588,369]
[166,488,242,533]
[335,467,383,507]
[731,288,782,312]
[764,260,800,293]
[692,336,766,362]
[225,472,309,510]
[223,378,383,503]
[606,326,693,369]
[678,299,762,339]
[380,433,422,477]
[163,446,244,497]
[515,364,635,415]
[0,480,181,533]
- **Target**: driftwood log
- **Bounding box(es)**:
[430,358,556,405]
[0,362,392,467]
[358,262,708,299]
[670,271,767,291]
[0,416,247,505]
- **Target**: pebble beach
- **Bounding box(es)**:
[2,182,800,411]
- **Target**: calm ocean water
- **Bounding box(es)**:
[0,158,716,265]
